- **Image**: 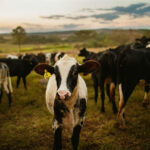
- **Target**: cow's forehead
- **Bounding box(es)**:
[55,55,77,67]
[55,55,78,76]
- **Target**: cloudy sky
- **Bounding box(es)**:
[0,0,150,33]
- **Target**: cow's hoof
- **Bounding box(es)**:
[142,101,149,108]
[101,108,105,113]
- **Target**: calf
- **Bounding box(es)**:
[0,63,13,106]
[0,56,38,89]
[34,55,99,150]
[117,48,150,126]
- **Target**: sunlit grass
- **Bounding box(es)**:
[0,43,73,54]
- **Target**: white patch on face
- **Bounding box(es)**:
[55,55,77,96]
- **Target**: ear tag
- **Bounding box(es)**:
[44,69,51,79]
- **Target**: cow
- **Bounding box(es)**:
[45,53,52,65]
[0,56,38,89]
[135,36,150,48]
[34,55,99,150]
[37,53,46,63]
[0,63,13,107]
[50,52,65,65]
[117,48,150,127]
[78,48,118,114]
[6,54,18,59]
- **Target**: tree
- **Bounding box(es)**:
[12,26,26,52]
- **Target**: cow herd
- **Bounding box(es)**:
[0,52,65,106]
[0,36,150,150]
[78,36,150,128]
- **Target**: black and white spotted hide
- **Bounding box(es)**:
[34,55,99,150]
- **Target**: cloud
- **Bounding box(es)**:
[93,3,150,21]
[92,13,119,21]
[40,15,88,20]
[40,15,65,19]
[59,24,82,30]
[40,3,150,22]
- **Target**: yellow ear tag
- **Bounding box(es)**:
[44,69,51,79]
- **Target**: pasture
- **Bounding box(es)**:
[0,51,150,150]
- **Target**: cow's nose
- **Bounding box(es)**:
[57,90,70,100]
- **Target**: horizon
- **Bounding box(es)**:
[0,0,150,34]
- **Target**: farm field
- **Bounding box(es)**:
[0,53,150,150]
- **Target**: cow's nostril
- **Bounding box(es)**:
[57,90,70,100]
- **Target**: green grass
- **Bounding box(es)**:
[0,59,150,150]
[0,43,73,54]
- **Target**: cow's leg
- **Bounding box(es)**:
[7,92,12,107]
[118,81,137,127]
[22,77,27,89]
[106,83,110,101]
[52,119,62,150]
[109,82,117,114]
[54,127,62,150]
[142,85,149,108]
[100,81,105,112]
[72,98,86,150]
[53,99,70,150]
[3,81,12,107]
[0,86,3,104]
[92,74,98,104]
[72,125,81,150]
[16,76,21,88]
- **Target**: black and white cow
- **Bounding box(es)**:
[6,54,18,59]
[34,55,99,150]
[135,36,150,49]
[117,48,150,126]
[0,63,13,107]
[50,52,65,65]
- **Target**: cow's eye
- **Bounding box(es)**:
[72,71,78,76]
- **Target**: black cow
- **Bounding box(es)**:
[36,53,46,63]
[0,56,38,89]
[117,48,150,126]
[79,48,118,114]
[134,36,150,48]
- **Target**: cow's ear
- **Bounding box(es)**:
[78,60,100,74]
[34,63,54,75]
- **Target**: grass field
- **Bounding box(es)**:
[0,43,74,54]
[0,54,150,150]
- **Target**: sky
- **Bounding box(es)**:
[0,0,150,33]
